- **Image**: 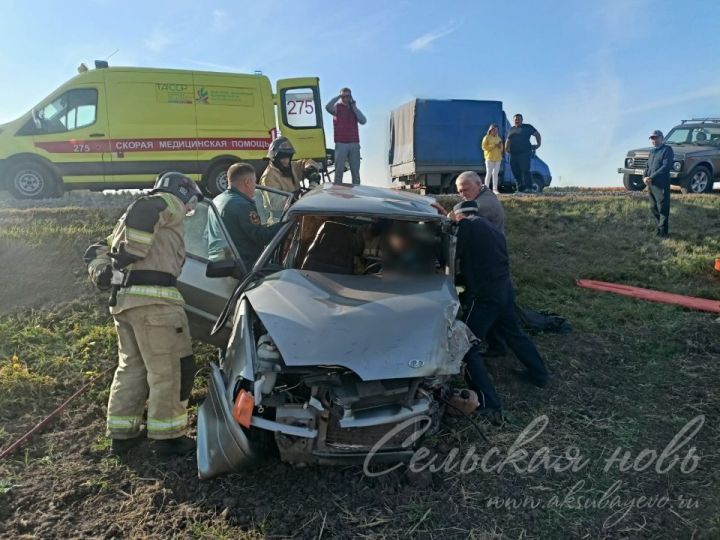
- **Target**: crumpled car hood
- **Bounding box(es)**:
[244,269,468,380]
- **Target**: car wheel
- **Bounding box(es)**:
[204,161,235,197]
[623,173,645,191]
[6,160,60,199]
[681,166,712,194]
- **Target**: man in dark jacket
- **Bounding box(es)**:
[643,130,674,237]
[454,200,550,387]
[505,114,541,192]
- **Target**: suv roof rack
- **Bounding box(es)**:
[681,117,720,124]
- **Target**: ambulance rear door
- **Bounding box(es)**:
[275,78,326,162]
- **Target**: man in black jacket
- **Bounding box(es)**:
[454,201,550,388]
[643,130,674,237]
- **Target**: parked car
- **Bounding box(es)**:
[176,184,474,479]
[389,99,552,193]
[618,118,720,194]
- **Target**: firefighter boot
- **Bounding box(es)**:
[154,435,195,457]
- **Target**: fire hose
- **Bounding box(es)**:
[0,366,114,462]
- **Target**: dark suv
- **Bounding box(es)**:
[618,118,720,194]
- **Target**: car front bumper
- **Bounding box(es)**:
[618,167,680,179]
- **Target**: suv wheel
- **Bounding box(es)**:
[623,173,645,191]
[681,165,712,194]
[7,160,61,199]
[204,161,235,197]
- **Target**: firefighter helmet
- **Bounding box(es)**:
[151,172,204,204]
[266,136,295,161]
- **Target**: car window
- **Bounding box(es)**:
[666,126,720,145]
[184,200,238,263]
[255,185,293,225]
[280,87,320,129]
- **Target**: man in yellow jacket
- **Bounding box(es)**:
[84,172,203,457]
[259,136,320,195]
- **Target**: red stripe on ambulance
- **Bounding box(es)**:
[34,137,272,154]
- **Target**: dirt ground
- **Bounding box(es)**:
[1,189,719,539]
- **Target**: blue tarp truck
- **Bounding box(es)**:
[388,99,552,193]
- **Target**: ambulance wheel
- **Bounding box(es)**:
[6,160,60,199]
[204,162,234,197]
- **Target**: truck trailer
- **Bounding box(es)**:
[389,99,551,193]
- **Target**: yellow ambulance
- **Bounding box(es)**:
[0,62,326,198]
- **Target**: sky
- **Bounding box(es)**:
[1,0,720,187]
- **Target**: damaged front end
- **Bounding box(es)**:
[197,271,472,479]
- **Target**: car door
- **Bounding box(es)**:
[178,199,243,346]
[178,187,293,345]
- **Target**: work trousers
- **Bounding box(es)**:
[510,152,532,191]
[334,142,361,184]
[107,303,195,440]
[648,182,670,235]
[463,345,502,410]
[485,160,501,193]
[464,283,549,385]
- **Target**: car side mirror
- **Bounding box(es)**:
[206,259,246,280]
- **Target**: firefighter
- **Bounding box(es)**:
[84,172,203,457]
[259,136,321,196]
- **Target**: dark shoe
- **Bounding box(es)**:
[110,436,144,455]
[475,407,504,426]
[512,369,549,388]
[153,436,195,457]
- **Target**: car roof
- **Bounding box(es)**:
[286,183,445,220]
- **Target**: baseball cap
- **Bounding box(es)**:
[649,129,664,139]
[453,200,479,215]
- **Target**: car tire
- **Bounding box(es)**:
[204,161,235,197]
[6,160,60,199]
[680,165,713,194]
[623,173,645,191]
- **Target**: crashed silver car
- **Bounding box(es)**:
[177,184,473,479]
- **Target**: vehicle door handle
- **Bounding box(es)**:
[89,133,105,138]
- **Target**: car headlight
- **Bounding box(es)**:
[673,161,682,172]
[625,157,634,167]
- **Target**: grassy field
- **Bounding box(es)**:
[0,191,719,539]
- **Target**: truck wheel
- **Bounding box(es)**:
[681,166,712,194]
[623,173,645,191]
[531,174,545,193]
[6,160,60,199]
[204,161,234,197]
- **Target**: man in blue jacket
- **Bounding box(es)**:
[643,130,674,237]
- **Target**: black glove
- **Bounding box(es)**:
[110,248,141,270]
[305,170,321,183]
[96,263,113,290]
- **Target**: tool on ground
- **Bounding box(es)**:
[577,279,720,314]
[0,366,114,462]
[446,389,481,417]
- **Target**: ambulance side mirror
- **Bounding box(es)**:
[31,109,43,130]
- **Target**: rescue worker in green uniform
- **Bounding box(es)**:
[84,172,203,457]
[208,162,283,271]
